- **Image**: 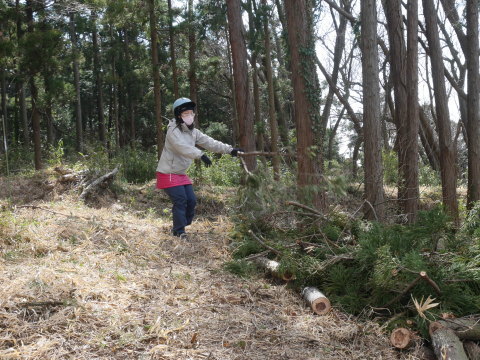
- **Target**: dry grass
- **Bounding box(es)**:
[0,173,423,359]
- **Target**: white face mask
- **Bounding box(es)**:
[182,114,195,126]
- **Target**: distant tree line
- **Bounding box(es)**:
[0,0,479,222]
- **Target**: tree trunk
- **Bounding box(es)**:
[109,25,120,151]
[148,0,164,159]
[122,29,135,146]
[188,0,198,125]
[225,25,238,146]
[361,0,384,220]
[419,107,440,171]
[285,0,325,210]
[26,0,42,170]
[70,12,83,154]
[167,0,179,99]
[92,11,106,148]
[321,0,349,136]
[466,0,480,208]
[261,0,280,179]
[1,68,7,154]
[246,0,264,160]
[383,0,410,219]
[226,0,256,171]
[19,83,29,146]
[404,0,419,222]
[422,0,458,221]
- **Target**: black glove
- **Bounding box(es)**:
[200,154,212,167]
[230,148,244,157]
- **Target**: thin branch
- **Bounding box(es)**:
[248,230,282,256]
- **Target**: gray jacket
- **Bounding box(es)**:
[156,119,233,174]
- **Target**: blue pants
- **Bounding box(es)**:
[164,185,196,236]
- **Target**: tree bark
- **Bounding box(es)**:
[430,317,480,341]
[285,0,325,210]
[148,0,164,159]
[466,0,480,208]
[226,0,256,171]
[422,0,458,221]
[430,327,469,360]
[361,0,385,220]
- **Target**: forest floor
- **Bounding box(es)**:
[0,170,423,360]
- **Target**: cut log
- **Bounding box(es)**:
[302,287,331,315]
[390,327,418,349]
[253,257,295,281]
[430,326,469,360]
[80,167,119,200]
[464,341,480,360]
[430,317,480,341]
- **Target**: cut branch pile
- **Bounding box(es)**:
[54,166,119,201]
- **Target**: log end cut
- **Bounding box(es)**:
[310,296,331,315]
[390,328,415,349]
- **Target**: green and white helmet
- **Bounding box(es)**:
[173,97,196,119]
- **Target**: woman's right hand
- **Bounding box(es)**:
[201,154,212,167]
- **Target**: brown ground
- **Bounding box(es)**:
[0,171,423,359]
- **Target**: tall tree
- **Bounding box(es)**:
[226,0,256,171]
[383,0,408,211]
[466,0,480,207]
[422,0,458,220]
[92,10,106,147]
[148,0,163,159]
[360,0,384,220]
[70,11,83,153]
[285,0,325,209]
[261,0,280,179]
[188,0,198,122]
[167,0,179,99]
[25,0,42,169]
[404,0,419,222]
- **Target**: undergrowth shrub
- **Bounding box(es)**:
[119,148,157,184]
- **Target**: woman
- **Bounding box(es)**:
[156,97,242,239]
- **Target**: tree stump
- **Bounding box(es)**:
[302,287,331,315]
[430,326,469,360]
